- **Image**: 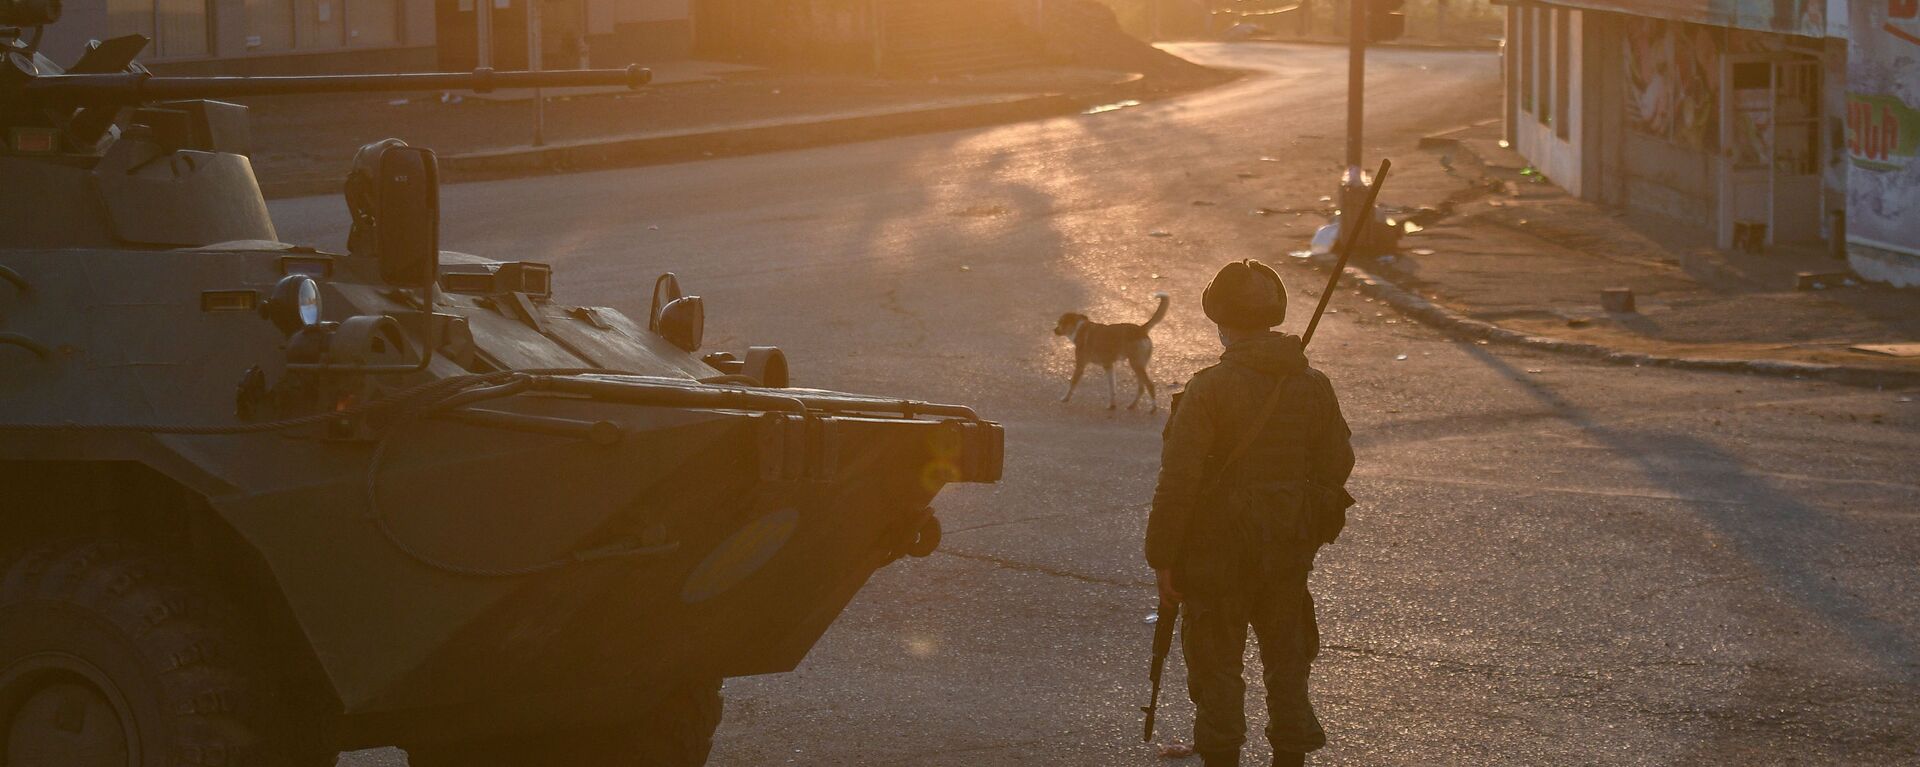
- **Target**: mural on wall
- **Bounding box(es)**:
[1625,18,1719,151]
[1847,0,1920,255]
[1627,18,1676,136]
[1673,23,1722,150]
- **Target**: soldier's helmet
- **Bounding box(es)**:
[1202,258,1288,328]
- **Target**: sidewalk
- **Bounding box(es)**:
[242,65,1171,199]
[1342,121,1920,386]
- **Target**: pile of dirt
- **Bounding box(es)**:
[1037,0,1225,82]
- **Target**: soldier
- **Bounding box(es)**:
[1147,259,1355,767]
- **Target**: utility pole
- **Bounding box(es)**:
[475,0,493,69]
[528,0,545,146]
[1343,0,1366,217]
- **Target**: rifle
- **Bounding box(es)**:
[1140,158,1392,742]
[1142,598,1178,742]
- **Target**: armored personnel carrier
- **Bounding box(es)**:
[0,1,1002,764]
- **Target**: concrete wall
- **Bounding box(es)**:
[1584,10,1628,206]
[1851,243,1920,288]
[1622,131,1719,226]
[35,0,685,73]
[37,0,437,70]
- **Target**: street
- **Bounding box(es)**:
[270,43,1920,766]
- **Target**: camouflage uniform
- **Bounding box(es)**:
[1147,332,1353,762]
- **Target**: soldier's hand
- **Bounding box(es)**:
[1155,568,1182,607]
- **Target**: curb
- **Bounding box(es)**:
[437,72,1164,182]
[1234,36,1502,52]
[1339,263,1920,389]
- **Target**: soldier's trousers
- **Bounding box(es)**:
[1180,571,1325,756]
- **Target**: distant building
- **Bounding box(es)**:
[35,0,690,75]
[1503,0,1920,285]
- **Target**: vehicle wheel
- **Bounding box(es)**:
[406,678,723,767]
[0,539,317,767]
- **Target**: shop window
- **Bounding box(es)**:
[109,0,210,58]
[1554,9,1570,138]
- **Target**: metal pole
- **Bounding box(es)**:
[1342,0,1366,215]
[476,0,493,69]
[528,0,544,146]
[872,0,885,72]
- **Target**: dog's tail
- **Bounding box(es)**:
[1142,291,1171,331]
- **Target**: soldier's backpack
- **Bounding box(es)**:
[1194,371,1349,588]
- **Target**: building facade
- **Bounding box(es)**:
[1505,0,1920,285]
[36,0,689,75]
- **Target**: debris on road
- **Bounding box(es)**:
[1396,354,1409,361]
[1796,271,1853,291]
[1084,99,1143,115]
[1149,230,1172,238]
[1601,287,1636,313]
[1311,223,1340,254]
[1156,742,1196,759]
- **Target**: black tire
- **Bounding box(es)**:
[0,539,326,767]
[406,678,724,767]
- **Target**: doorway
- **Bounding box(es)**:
[1719,54,1823,249]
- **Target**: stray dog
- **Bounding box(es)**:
[1054,292,1170,410]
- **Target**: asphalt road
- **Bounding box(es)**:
[274,43,1920,766]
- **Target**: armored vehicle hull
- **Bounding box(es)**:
[1,22,1001,763]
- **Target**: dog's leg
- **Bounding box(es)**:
[1104,365,1117,410]
[1061,360,1086,403]
[1129,355,1156,411]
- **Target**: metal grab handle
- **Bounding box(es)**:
[0,333,51,360]
[0,265,27,293]
[533,375,810,415]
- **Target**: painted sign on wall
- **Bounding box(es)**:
[1847,0,1920,255]
[1625,17,1721,152]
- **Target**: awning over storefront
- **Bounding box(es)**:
[1512,0,1836,38]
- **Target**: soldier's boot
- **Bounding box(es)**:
[1273,751,1305,767]
[1198,748,1240,767]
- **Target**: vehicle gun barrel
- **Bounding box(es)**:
[19,65,651,108]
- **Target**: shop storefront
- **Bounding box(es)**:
[1507,0,1855,253]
